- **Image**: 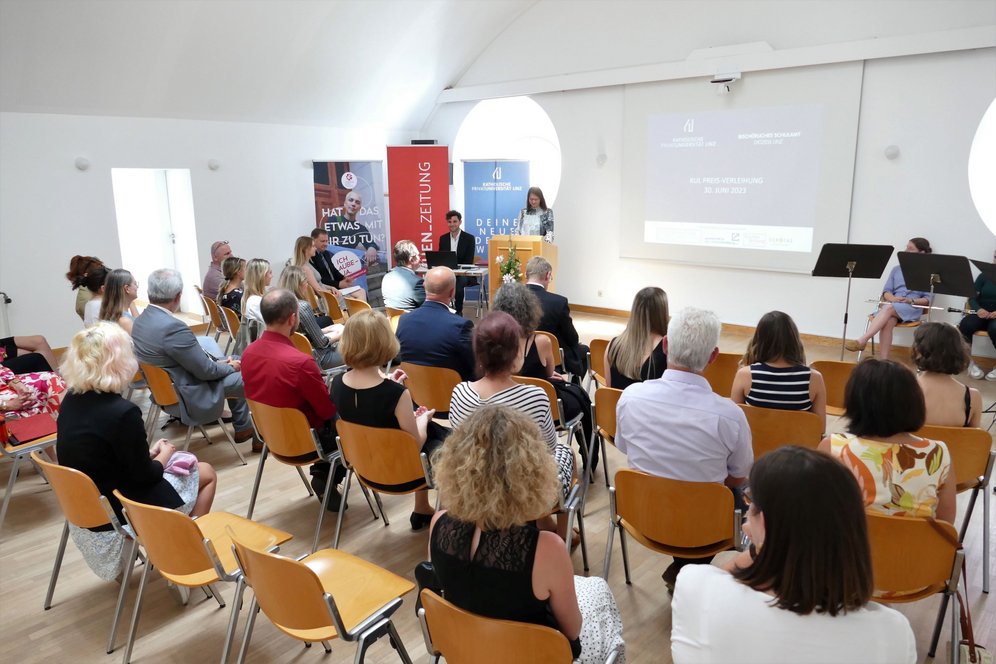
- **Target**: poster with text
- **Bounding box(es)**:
[386,145,450,266]
[312,160,388,290]
[463,160,530,261]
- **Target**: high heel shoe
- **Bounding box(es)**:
[843,339,867,352]
[410,511,434,531]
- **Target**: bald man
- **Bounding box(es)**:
[395,266,475,381]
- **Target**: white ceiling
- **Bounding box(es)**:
[0,0,534,130]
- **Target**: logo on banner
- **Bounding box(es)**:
[331,250,366,278]
[341,172,357,189]
[492,166,502,180]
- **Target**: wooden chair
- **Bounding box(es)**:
[303,284,321,313]
[585,337,611,391]
[30,452,137,655]
[139,363,247,465]
[810,360,855,417]
[114,490,292,664]
[859,314,920,360]
[318,289,347,323]
[701,352,740,398]
[865,512,963,664]
[738,404,823,459]
[536,330,568,378]
[290,332,345,389]
[399,362,461,414]
[333,420,433,549]
[220,305,241,356]
[200,294,225,342]
[603,469,742,582]
[417,588,619,664]
[390,313,402,333]
[344,296,372,317]
[246,399,362,553]
[594,387,623,488]
[385,306,408,319]
[0,430,57,535]
[230,532,415,664]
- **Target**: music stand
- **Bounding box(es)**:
[970,259,996,289]
[897,253,975,322]
[812,243,894,360]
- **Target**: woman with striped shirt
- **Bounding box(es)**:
[731,311,827,430]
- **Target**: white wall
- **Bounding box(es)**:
[0,113,411,345]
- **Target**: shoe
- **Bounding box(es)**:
[969,363,984,380]
[410,511,434,531]
[662,561,680,597]
[986,367,996,382]
[251,439,263,454]
[570,527,582,551]
[844,339,867,352]
[233,428,255,443]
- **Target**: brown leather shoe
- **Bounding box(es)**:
[251,439,264,454]
[233,428,255,443]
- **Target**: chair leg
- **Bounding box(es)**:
[208,583,226,608]
[950,590,960,664]
[333,469,354,549]
[577,512,590,572]
[236,597,259,664]
[619,528,632,585]
[984,481,991,593]
[373,490,389,526]
[387,620,414,664]
[297,466,315,497]
[246,447,268,519]
[600,434,610,488]
[0,454,24,535]
[602,520,616,580]
[180,426,194,451]
[107,538,138,654]
[145,404,161,441]
[121,558,154,664]
[358,483,379,520]
[927,590,949,658]
[44,520,71,610]
[220,577,245,664]
[215,419,247,465]
[312,468,337,554]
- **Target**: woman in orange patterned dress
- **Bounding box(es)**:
[0,353,66,419]
[818,358,955,523]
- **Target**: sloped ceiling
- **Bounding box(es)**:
[0,0,533,130]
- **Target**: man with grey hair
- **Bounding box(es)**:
[525,256,587,377]
[615,306,752,595]
[381,240,426,310]
[201,240,232,300]
[133,268,257,449]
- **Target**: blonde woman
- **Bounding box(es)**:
[331,309,445,528]
[216,256,247,318]
[98,268,140,334]
[428,405,625,663]
[241,258,272,324]
[56,322,217,579]
[277,266,344,369]
[606,287,669,389]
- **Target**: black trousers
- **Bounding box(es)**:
[959,314,996,349]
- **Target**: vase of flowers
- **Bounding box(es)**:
[495,237,523,285]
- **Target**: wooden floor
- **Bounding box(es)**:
[0,314,992,663]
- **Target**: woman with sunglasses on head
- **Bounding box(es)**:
[671,446,915,663]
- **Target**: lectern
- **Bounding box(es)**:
[487,235,559,294]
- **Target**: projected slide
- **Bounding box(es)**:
[644,105,823,253]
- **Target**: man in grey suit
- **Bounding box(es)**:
[132,268,257,449]
[381,239,426,310]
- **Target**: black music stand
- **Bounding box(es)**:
[970,259,996,288]
[897,253,975,321]
[812,243,894,360]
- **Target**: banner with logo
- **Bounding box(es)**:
[386,145,450,265]
[312,160,388,290]
[462,160,530,261]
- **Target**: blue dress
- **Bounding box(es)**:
[879,265,931,322]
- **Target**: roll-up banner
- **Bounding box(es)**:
[386,145,450,266]
[462,160,530,261]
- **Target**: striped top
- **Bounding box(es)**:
[744,363,813,411]
[449,382,558,451]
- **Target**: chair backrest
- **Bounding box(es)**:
[318,290,346,323]
[30,451,110,529]
[390,314,402,333]
[335,420,426,491]
[201,295,225,330]
[419,589,573,664]
[916,425,994,492]
[865,511,960,600]
[247,399,318,459]
[344,297,371,316]
[290,332,314,357]
[535,331,564,369]
[385,306,407,318]
[113,490,216,580]
[303,285,321,312]
[810,360,855,415]
[594,387,622,440]
[139,362,180,408]
[738,404,823,459]
[614,469,734,549]
[399,362,462,413]
[220,305,241,339]
[510,375,562,424]
[589,338,610,387]
[702,352,741,398]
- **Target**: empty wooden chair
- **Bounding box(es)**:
[344,296,372,317]
[318,289,347,323]
[810,360,855,418]
[200,294,225,342]
[738,404,823,459]
[593,387,623,487]
[701,352,740,398]
[603,469,742,582]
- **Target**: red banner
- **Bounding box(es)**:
[386,145,450,266]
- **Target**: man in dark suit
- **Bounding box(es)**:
[131,268,258,449]
[396,266,475,382]
[525,256,588,378]
[437,209,477,316]
[309,227,354,290]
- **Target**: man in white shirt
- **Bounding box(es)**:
[616,306,753,594]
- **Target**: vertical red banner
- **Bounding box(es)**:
[386,145,450,266]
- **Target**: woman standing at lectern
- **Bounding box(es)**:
[516,186,555,241]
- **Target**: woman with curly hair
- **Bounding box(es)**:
[429,405,624,663]
[66,255,104,320]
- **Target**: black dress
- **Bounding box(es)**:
[430,513,582,659]
[218,287,243,318]
[607,337,667,390]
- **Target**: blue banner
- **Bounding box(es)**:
[463,160,530,261]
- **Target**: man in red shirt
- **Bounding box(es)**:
[241,288,344,509]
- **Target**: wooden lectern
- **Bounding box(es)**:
[487,235,559,295]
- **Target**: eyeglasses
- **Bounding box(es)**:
[742,486,756,510]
